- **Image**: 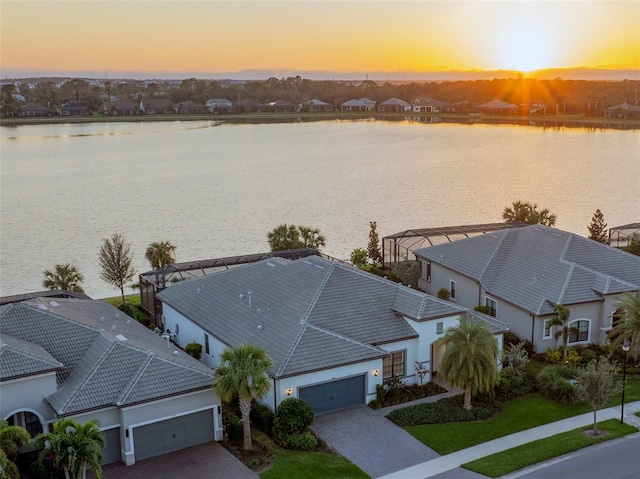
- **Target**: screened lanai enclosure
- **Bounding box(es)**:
[609,223,640,247]
[382,222,528,270]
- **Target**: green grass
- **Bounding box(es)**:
[102,294,141,307]
[463,419,638,477]
[259,449,369,479]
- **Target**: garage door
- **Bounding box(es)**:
[101,428,121,465]
[133,410,214,462]
[299,375,365,414]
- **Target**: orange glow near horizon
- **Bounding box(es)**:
[1,1,638,77]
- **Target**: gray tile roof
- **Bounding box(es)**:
[158,257,467,377]
[0,333,63,380]
[414,225,640,316]
[0,300,214,415]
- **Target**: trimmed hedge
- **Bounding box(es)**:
[280,432,318,450]
[388,394,502,427]
[273,398,314,439]
[250,401,275,433]
[222,409,243,441]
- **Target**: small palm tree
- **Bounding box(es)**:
[610,291,640,360]
[0,419,31,479]
[42,263,85,292]
[144,241,177,269]
[437,317,499,410]
[267,224,303,252]
[549,304,578,357]
[298,226,326,251]
[35,418,105,479]
[502,201,557,226]
[213,344,273,450]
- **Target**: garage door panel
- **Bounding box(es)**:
[101,428,121,465]
[133,410,213,462]
[299,375,365,414]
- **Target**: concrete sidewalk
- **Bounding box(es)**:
[379,401,640,479]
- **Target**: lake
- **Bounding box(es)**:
[1,119,638,297]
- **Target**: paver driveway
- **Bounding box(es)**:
[310,405,439,479]
[94,441,258,479]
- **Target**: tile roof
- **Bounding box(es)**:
[0,333,63,380]
[414,225,640,316]
[158,257,466,377]
[0,300,214,415]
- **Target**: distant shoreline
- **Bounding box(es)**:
[1,111,639,130]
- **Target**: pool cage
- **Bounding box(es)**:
[382,222,528,270]
[608,223,640,247]
[139,248,332,326]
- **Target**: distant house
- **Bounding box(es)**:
[299,99,333,112]
[100,100,139,115]
[411,97,453,113]
[475,100,518,115]
[265,99,296,112]
[234,98,265,113]
[175,100,206,114]
[378,98,411,112]
[140,98,173,115]
[604,102,640,119]
[19,103,49,117]
[341,98,376,111]
[0,298,221,466]
[205,98,235,113]
[59,102,88,116]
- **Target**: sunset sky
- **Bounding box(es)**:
[1,0,639,79]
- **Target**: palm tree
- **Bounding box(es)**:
[144,241,177,269]
[436,317,499,410]
[0,419,31,479]
[213,344,273,450]
[42,263,85,292]
[548,304,577,357]
[502,201,557,226]
[267,224,303,251]
[610,291,640,360]
[298,226,326,251]
[35,419,105,479]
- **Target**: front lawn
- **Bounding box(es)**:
[463,419,638,477]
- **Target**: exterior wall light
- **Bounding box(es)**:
[286,388,292,396]
[373,369,379,377]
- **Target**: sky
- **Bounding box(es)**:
[1,0,639,80]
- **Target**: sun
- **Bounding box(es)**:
[498,25,555,72]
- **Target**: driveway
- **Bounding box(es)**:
[95,442,258,479]
[311,405,439,478]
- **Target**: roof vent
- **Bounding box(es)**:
[100,316,105,322]
[116,334,127,342]
[257,324,264,331]
[303,260,313,265]
[313,264,325,270]
[50,301,60,307]
[111,325,117,331]
[37,304,48,311]
[239,294,244,299]
[172,350,179,356]
[266,262,276,268]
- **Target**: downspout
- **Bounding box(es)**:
[273,376,277,412]
[531,314,535,343]
[477,282,482,306]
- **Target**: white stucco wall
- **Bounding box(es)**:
[0,373,57,427]
[406,314,463,379]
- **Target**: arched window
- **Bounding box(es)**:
[568,320,590,343]
[7,411,43,437]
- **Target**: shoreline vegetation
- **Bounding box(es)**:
[2,111,640,129]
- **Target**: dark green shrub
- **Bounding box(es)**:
[437,288,450,300]
[280,432,318,450]
[388,394,502,427]
[118,301,139,320]
[503,331,522,347]
[474,305,491,315]
[222,409,243,441]
[537,364,579,404]
[250,400,274,433]
[185,341,203,360]
[273,398,314,439]
[369,381,446,409]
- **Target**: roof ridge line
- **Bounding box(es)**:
[306,324,387,353]
[116,352,154,406]
[276,324,308,377]
[151,353,214,377]
[298,262,335,325]
[478,229,509,286]
[0,342,63,368]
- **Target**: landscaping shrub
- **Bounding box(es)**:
[118,301,139,320]
[437,288,450,300]
[250,400,274,433]
[474,305,491,315]
[273,398,314,439]
[544,348,562,364]
[185,341,203,360]
[388,394,502,427]
[222,409,243,441]
[280,431,318,450]
[368,381,446,409]
[537,364,579,404]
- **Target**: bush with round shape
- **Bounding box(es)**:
[281,431,318,450]
[537,364,579,404]
[250,401,274,433]
[273,398,314,439]
[185,341,203,360]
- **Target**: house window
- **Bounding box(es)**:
[204,333,210,355]
[450,281,456,300]
[383,350,406,379]
[8,411,43,438]
[569,320,589,343]
[485,298,497,317]
[436,322,444,334]
[425,261,432,283]
[543,319,552,339]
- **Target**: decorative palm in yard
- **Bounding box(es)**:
[42,263,85,292]
[35,418,105,479]
[610,291,640,360]
[0,419,31,479]
[549,304,578,357]
[213,344,273,450]
[502,200,557,226]
[267,223,303,251]
[437,317,499,410]
[144,240,177,269]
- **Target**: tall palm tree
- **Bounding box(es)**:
[267,224,303,252]
[436,317,499,410]
[144,241,177,269]
[548,303,577,357]
[213,344,273,450]
[0,419,31,479]
[502,201,557,226]
[42,263,85,292]
[35,419,105,479]
[610,291,640,360]
[298,226,326,251]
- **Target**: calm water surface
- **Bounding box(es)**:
[1,119,638,297]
